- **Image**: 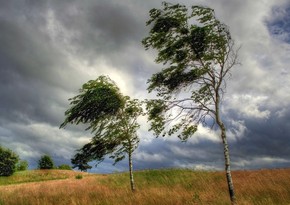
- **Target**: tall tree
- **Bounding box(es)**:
[142,2,239,204]
[60,76,142,191]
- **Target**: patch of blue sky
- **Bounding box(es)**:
[267,5,290,43]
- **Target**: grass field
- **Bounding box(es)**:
[0,168,290,205]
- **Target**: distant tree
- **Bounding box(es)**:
[71,152,92,172]
[0,145,19,176]
[61,76,143,191]
[16,160,29,171]
[58,164,72,170]
[38,155,54,169]
[143,2,239,204]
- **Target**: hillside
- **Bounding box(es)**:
[0,168,290,205]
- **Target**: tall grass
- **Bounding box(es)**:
[0,168,289,204]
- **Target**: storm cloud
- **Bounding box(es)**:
[0,0,290,173]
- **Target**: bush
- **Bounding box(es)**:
[58,164,72,170]
[0,146,19,176]
[16,160,29,171]
[38,155,54,169]
[75,174,83,179]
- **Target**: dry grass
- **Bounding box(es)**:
[0,168,290,205]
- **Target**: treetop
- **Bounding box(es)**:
[60,75,125,129]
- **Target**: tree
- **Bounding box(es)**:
[61,76,143,191]
[38,155,54,169]
[0,145,19,176]
[16,160,29,171]
[142,2,239,204]
[71,152,92,172]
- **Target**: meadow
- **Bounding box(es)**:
[0,168,290,205]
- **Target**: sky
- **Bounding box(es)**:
[0,0,290,173]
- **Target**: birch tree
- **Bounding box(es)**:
[60,76,142,191]
[142,2,239,204]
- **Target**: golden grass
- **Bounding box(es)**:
[0,168,290,205]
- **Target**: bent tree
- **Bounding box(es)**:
[60,76,142,191]
[142,2,239,204]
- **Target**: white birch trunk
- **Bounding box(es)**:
[216,93,236,205]
[128,148,135,192]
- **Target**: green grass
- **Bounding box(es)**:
[0,170,77,185]
[102,168,216,188]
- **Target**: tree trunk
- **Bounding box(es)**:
[215,93,236,204]
[219,122,236,205]
[128,149,135,192]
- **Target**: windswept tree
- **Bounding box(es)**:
[60,76,143,191]
[142,2,239,204]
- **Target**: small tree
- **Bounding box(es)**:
[0,145,19,176]
[61,76,143,191]
[71,152,92,172]
[38,155,54,169]
[143,2,239,204]
[16,160,29,171]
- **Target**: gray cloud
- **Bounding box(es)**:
[0,0,290,172]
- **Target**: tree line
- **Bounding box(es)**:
[0,147,72,176]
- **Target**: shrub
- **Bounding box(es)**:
[0,146,19,176]
[38,155,54,169]
[58,164,72,170]
[75,174,83,179]
[16,160,29,171]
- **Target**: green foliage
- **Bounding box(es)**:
[58,164,72,170]
[75,174,83,179]
[71,140,105,171]
[146,99,166,136]
[38,155,54,169]
[16,160,29,171]
[143,3,239,203]
[61,76,143,172]
[71,97,143,169]
[142,2,238,140]
[60,75,125,129]
[107,97,143,165]
[63,77,143,191]
[0,146,19,176]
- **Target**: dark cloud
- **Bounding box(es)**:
[42,0,147,61]
[233,110,290,158]
[220,106,290,169]
[87,2,140,44]
[0,0,290,173]
[134,138,224,170]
